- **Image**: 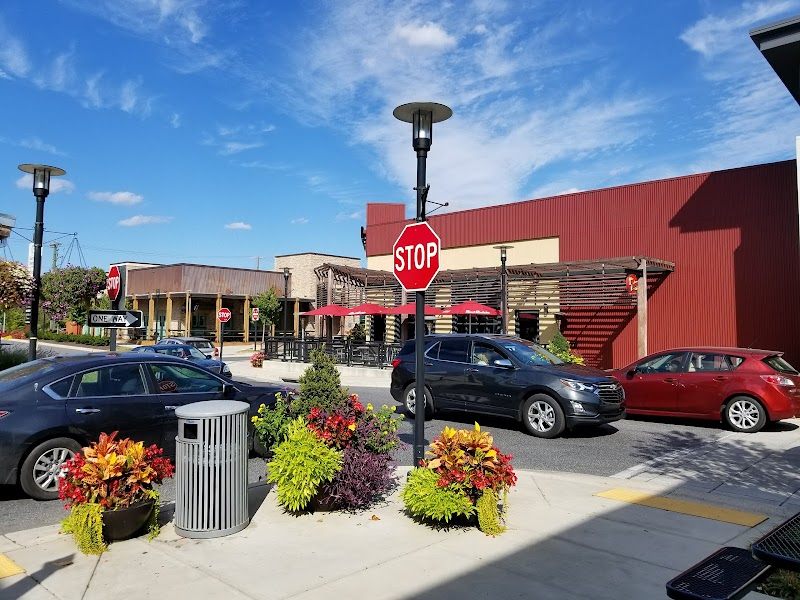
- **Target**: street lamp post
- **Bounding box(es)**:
[493,245,514,334]
[393,102,452,467]
[18,164,66,362]
[283,267,290,336]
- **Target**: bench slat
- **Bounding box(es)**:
[666,547,773,600]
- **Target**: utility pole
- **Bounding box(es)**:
[252,256,264,270]
[50,242,60,271]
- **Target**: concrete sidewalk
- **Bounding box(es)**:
[0,465,786,600]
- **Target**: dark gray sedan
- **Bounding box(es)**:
[129,343,231,377]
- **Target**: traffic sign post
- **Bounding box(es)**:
[107,265,122,351]
[217,308,231,365]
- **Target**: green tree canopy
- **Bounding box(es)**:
[41,265,107,325]
[0,260,35,310]
[252,287,281,327]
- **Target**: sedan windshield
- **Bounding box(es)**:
[0,359,63,391]
[186,346,207,360]
[496,339,564,366]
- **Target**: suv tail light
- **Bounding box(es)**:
[761,374,795,386]
[391,358,401,369]
[214,347,219,357]
[0,411,8,419]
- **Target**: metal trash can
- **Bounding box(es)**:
[175,400,249,538]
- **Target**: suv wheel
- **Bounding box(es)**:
[20,437,83,500]
[403,383,434,419]
[522,394,565,439]
[724,396,766,433]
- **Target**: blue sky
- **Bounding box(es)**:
[3,0,800,273]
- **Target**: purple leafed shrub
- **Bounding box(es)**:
[318,447,397,510]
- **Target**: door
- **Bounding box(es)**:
[516,311,540,343]
[676,352,736,416]
[426,338,470,409]
[145,362,227,455]
[621,352,689,412]
[462,341,518,416]
[66,363,163,447]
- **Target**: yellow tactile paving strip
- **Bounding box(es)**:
[0,553,25,579]
[595,488,768,527]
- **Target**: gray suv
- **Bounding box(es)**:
[390,334,625,438]
[157,336,217,359]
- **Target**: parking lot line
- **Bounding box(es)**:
[0,553,24,579]
[595,488,767,526]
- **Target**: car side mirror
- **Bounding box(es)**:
[626,369,636,378]
[494,358,514,369]
[222,383,236,398]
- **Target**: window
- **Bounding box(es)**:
[688,353,731,372]
[763,355,799,375]
[191,315,207,329]
[46,377,74,398]
[147,363,223,394]
[437,339,470,363]
[636,352,688,374]
[73,365,147,397]
[471,342,506,366]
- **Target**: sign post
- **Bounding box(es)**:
[393,221,441,466]
[217,307,232,364]
[251,307,260,351]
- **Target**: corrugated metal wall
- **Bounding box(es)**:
[366,161,800,368]
[127,264,286,297]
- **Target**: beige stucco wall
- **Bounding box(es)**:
[275,253,361,301]
[366,237,559,271]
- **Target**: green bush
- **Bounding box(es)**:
[39,331,110,346]
[292,347,348,416]
[400,467,476,525]
[252,392,292,451]
[267,417,342,512]
[758,569,800,599]
[0,346,54,371]
[547,330,584,365]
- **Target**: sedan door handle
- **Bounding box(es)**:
[75,408,100,414]
[713,376,729,382]
[663,377,678,384]
[466,367,480,372]
[164,405,178,410]
[424,362,433,367]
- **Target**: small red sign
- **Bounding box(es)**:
[217,307,232,322]
[625,273,638,294]
[107,265,121,301]
[393,222,441,292]
[251,307,260,321]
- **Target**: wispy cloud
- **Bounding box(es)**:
[0,21,31,78]
[16,174,75,193]
[335,211,363,221]
[220,142,262,155]
[204,121,275,155]
[291,217,309,225]
[1,136,65,156]
[392,22,457,49]
[88,191,144,205]
[117,215,172,226]
[224,221,251,230]
[170,112,181,128]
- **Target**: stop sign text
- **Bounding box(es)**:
[218,308,232,322]
[393,222,441,292]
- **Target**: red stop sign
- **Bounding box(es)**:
[217,308,232,322]
[107,265,121,301]
[393,222,441,292]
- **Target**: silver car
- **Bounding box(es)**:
[157,336,217,359]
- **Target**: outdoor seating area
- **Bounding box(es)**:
[261,335,402,368]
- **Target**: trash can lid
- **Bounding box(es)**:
[175,400,250,419]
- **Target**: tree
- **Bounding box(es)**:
[0,260,35,310]
[40,265,107,326]
[252,288,281,339]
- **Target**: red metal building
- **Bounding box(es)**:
[364,160,800,369]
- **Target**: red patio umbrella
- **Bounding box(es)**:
[441,301,501,333]
[386,302,444,316]
[344,303,391,316]
[299,304,350,317]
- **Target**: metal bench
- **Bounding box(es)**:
[666,546,773,600]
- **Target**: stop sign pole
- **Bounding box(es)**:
[393,101,452,468]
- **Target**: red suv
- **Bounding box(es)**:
[608,347,800,433]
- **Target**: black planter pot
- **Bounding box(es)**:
[102,499,155,541]
[307,491,339,513]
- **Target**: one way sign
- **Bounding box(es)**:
[87,310,144,328]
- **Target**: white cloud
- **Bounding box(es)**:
[88,191,144,205]
[117,215,172,226]
[335,211,363,221]
[0,24,31,78]
[16,174,75,194]
[170,112,181,128]
[224,221,251,230]
[291,217,309,225]
[220,142,262,155]
[1,137,66,156]
[392,22,457,49]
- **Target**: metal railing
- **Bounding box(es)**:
[261,336,402,368]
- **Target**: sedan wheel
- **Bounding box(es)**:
[20,437,83,500]
[724,396,766,433]
[403,384,433,419]
[522,394,565,439]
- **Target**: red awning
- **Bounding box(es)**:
[344,303,391,316]
[386,302,444,316]
[299,304,350,317]
[441,300,500,316]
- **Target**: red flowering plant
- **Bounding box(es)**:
[59,432,174,554]
[401,423,516,535]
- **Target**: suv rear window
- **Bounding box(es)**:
[763,355,799,375]
[437,339,470,363]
